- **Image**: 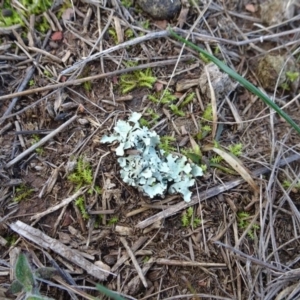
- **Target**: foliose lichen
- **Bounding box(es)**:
[100,112,203,202]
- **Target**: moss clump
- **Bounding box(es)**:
[68,157,93,190]
[120,68,156,94]
[75,196,89,220]
[0,0,52,27]
[13,184,34,202]
[237,211,260,239]
[181,207,201,228]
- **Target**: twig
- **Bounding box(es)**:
[0,59,190,103]
[175,27,300,47]
[112,237,148,272]
[163,294,232,300]
[27,46,62,63]
[61,30,171,74]
[10,221,114,280]
[123,258,154,295]
[5,114,77,168]
[30,188,86,222]
[0,66,35,125]
[0,122,12,135]
[119,237,148,288]
[0,90,57,122]
[0,24,21,33]
[155,258,226,267]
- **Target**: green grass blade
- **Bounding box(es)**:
[96,284,126,300]
[169,29,300,135]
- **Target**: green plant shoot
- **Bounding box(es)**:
[286,71,299,82]
[148,89,176,104]
[75,197,89,220]
[181,207,201,228]
[158,136,176,154]
[14,184,34,202]
[68,157,93,190]
[169,104,185,116]
[120,68,156,94]
[108,216,119,225]
[228,143,243,157]
[180,92,195,108]
[237,211,260,239]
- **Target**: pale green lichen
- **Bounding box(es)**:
[101,113,203,202]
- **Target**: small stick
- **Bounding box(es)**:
[123,258,154,295]
[155,258,226,267]
[27,46,62,63]
[0,59,189,103]
[88,209,115,215]
[175,27,300,47]
[120,237,148,288]
[10,220,114,280]
[61,30,170,74]
[30,187,86,222]
[14,121,26,149]
[5,115,77,168]
[52,205,67,236]
[112,237,148,272]
[0,24,21,33]
[47,10,63,32]
[0,66,35,124]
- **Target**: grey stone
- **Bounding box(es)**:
[136,0,181,20]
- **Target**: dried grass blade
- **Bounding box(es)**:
[212,147,259,192]
[205,65,218,139]
[225,96,243,131]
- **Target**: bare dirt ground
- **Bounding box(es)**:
[1,0,300,299]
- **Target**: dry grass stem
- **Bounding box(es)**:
[120,237,148,288]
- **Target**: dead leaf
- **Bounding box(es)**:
[115,225,134,236]
[174,92,183,98]
[225,96,243,131]
[78,104,85,113]
[189,135,200,155]
[61,211,72,227]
